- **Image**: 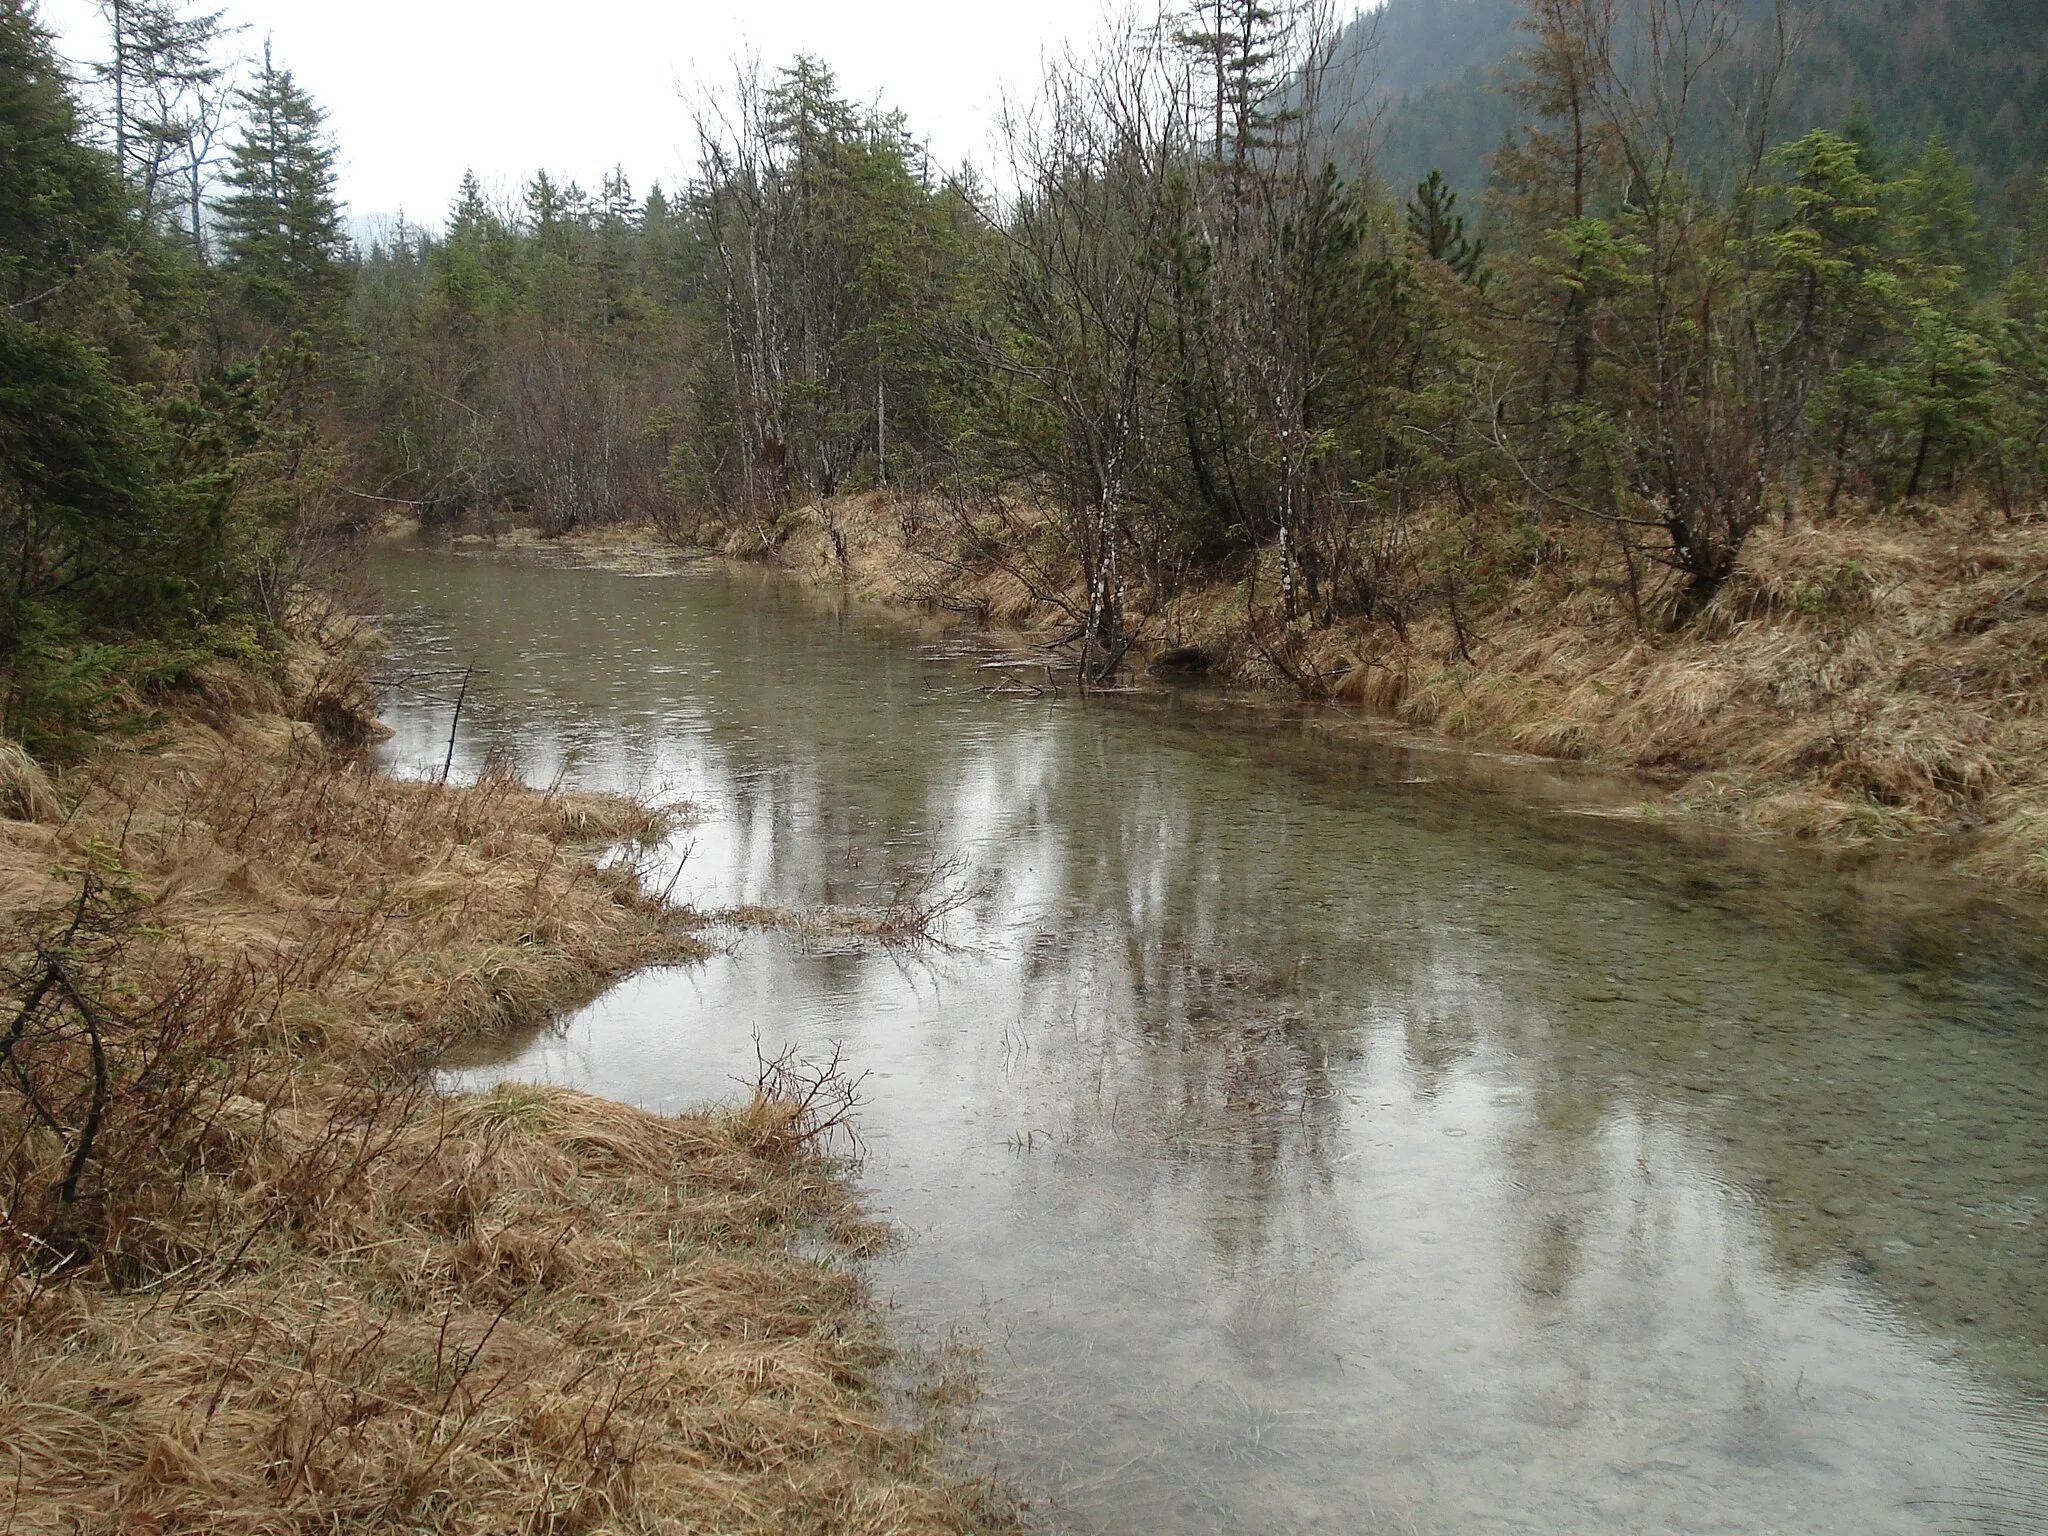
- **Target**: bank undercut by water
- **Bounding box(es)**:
[0,642,1000,1535]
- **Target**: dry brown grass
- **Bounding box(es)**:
[0,647,1002,1535]
[637,493,2048,890]
[1349,505,2048,886]
[747,495,1054,634]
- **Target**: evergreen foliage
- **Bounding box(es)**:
[94,0,236,255]
[0,3,125,307]
[345,0,2048,640]
[216,44,350,335]
[0,2,351,751]
[1406,168,1485,282]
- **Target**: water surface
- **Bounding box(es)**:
[371,541,2048,1536]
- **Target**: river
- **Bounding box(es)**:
[370,539,2048,1536]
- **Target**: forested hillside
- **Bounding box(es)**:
[1364,0,2048,212]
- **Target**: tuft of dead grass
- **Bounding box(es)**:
[0,650,1002,1535]
[0,741,61,824]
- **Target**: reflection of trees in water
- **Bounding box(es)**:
[1058,779,2048,1403]
[998,915,1358,1346]
[1433,922,2048,1402]
[378,543,2048,1404]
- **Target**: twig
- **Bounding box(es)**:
[438,664,474,785]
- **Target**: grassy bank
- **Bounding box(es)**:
[0,644,998,1533]
[672,493,2048,891]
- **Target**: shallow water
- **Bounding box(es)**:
[371,541,2048,1536]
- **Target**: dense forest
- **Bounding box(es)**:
[7,0,2048,714]
[345,0,2048,677]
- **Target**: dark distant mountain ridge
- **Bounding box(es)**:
[1351,0,2048,213]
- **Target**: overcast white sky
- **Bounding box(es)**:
[38,0,1120,227]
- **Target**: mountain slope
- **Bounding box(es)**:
[1353,0,2048,210]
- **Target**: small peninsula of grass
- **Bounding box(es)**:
[0,644,998,1535]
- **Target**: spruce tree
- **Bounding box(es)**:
[0,0,142,543]
[431,169,512,336]
[1,0,127,310]
[1405,169,1484,282]
[1993,171,2048,515]
[522,168,569,231]
[1494,0,1621,405]
[1175,0,1293,171]
[448,168,490,235]
[0,0,211,737]
[215,43,349,334]
[94,0,235,254]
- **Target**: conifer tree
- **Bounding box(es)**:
[522,168,569,231]
[448,168,491,236]
[1494,0,1620,405]
[0,0,143,603]
[1761,128,1884,526]
[1992,171,2048,515]
[215,42,349,334]
[1406,169,1484,282]
[1175,0,1293,173]
[93,0,236,256]
[1,0,127,310]
[428,169,513,338]
[0,0,259,738]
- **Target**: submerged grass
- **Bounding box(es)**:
[0,643,1003,1534]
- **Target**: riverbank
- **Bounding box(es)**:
[623,493,2048,892]
[0,641,1000,1533]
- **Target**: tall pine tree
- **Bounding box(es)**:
[215,43,348,335]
